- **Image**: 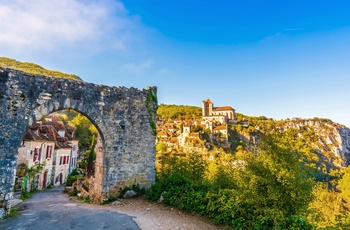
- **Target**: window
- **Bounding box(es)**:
[33,148,38,161]
[33,147,41,162]
[46,146,52,159]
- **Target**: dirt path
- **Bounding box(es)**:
[3,187,226,230]
[103,196,226,230]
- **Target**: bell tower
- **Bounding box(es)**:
[202,99,213,116]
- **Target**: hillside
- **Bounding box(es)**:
[0,57,82,81]
[153,104,350,229]
[157,104,350,171]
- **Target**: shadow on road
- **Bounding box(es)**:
[0,186,139,230]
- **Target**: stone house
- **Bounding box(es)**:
[17,125,56,191]
[17,115,79,191]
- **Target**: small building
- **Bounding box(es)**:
[17,115,79,191]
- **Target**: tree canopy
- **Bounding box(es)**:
[157,104,202,120]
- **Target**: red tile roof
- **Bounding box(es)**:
[213,106,234,111]
[213,125,227,130]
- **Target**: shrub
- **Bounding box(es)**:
[66,175,81,186]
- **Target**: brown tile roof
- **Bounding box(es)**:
[213,106,234,111]
[213,125,227,130]
[170,137,178,143]
[204,98,212,103]
[189,133,200,138]
[23,120,76,148]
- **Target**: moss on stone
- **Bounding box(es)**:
[146,87,158,136]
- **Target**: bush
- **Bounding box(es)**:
[147,135,316,229]
[66,175,81,186]
[118,183,146,198]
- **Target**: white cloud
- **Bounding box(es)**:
[122,59,153,73]
[0,0,140,53]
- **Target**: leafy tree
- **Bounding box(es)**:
[70,113,98,150]
[22,163,45,193]
[307,183,344,228]
[339,166,350,202]
[156,142,168,152]
[230,133,315,227]
[86,135,96,177]
[157,104,202,120]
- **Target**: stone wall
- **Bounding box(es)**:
[0,68,157,218]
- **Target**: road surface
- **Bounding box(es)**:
[0,186,139,230]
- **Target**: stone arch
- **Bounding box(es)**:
[0,68,157,218]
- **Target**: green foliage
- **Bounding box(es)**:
[20,191,32,200]
[69,112,98,150]
[68,189,78,196]
[86,135,96,177]
[339,166,350,203]
[156,142,168,152]
[119,184,146,198]
[77,195,91,203]
[153,103,345,228]
[102,184,146,204]
[66,175,81,186]
[146,88,158,135]
[157,104,202,120]
[191,125,203,132]
[147,134,316,229]
[4,207,23,219]
[307,182,344,229]
[0,57,82,81]
[70,168,80,177]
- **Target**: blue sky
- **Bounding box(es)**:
[1,0,350,126]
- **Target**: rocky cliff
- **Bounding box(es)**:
[283,119,350,168]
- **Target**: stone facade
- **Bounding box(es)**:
[0,68,157,218]
[202,98,236,125]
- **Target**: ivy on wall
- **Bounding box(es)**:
[146,87,158,136]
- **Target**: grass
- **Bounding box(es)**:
[3,207,23,219]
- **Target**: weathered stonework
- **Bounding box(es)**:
[0,68,157,218]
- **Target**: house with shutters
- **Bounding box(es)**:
[17,114,79,191]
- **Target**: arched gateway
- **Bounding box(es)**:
[0,68,157,218]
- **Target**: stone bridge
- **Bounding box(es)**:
[0,68,157,218]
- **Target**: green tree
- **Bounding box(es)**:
[339,166,350,202]
[230,132,315,227]
[22,163,45,193]
[71,113,98,150]
[307,183,344,228]
[86,135,96,177]
[156,142,168,152]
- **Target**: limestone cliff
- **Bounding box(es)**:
[283,119,350,168]
[234,118,350,169]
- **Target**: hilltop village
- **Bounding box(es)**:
[156,99,248,151]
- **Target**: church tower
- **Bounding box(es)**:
[202,99,213,117]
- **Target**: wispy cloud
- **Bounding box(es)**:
[158,68,172,75]
[122,59,153,73]
[0,0,140,54]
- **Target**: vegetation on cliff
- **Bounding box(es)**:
[157,104,202,120]
[0,57,82,81]
[151,104,350,229]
